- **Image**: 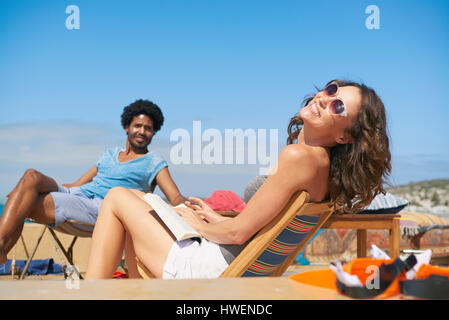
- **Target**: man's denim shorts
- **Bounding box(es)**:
[49,185,103,231]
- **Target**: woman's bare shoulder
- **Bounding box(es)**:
[279,144,321,165]
[276,144,328,184]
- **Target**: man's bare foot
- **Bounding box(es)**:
[0,247,7,265]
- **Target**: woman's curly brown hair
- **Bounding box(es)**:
[287,80,392,213]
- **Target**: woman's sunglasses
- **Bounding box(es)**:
[323,81,347,117]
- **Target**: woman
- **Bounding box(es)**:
[85,79,391,279]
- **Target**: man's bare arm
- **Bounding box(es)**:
[62,166,98,188]
[154,167,187,206]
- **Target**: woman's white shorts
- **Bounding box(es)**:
[162,238,229,279]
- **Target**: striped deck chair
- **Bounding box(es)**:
[136,191,334,278]
[19,220,94,280]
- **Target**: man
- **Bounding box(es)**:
[0,99,186,264]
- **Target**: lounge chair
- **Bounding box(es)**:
[136,190,334,278]
[18,220,94,280]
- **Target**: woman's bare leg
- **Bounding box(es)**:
[85,187,175,279]
[124,233,141,278]
[125,189,154,278]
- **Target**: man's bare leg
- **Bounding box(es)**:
[0,169,58,264]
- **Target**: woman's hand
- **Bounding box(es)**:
[184,197,228,223]
[173,206,205,232]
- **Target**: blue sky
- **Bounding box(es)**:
[1,0,449,202]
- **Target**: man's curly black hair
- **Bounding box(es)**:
[121,99,164,132]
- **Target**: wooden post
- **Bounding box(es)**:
[389,217,400,259]
[357,229,367,258]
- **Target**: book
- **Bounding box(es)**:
[143,193,202,242]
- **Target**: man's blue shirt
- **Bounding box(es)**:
[80,147,168,199]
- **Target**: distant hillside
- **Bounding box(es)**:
[387,179,449,218]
